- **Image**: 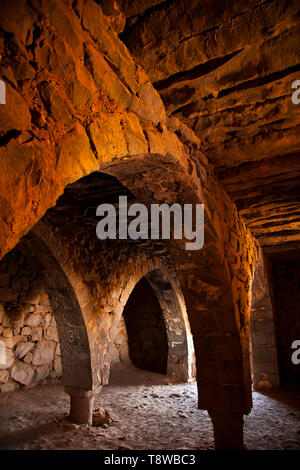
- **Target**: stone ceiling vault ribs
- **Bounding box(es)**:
[118,0,300,251]
[154,49,244,92]
[46,171,170,257]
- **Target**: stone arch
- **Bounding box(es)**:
[0,0,259,447]
[0,157,257,446]
[2,231,93,392]
[0,159,255,446]
[100,155,256,449]
[27,170,194,386]
[145,269,192,382]
[111,267,194,383]
[0,158,257,446]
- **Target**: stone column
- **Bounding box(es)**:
[65,386,101,426]
[208,410,244,450]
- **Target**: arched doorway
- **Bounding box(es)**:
[0,233,93,393]
[119,269,194,381]
[123,276,168,375]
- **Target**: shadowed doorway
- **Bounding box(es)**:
[123,277,168,374]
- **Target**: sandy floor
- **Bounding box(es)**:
[0,366,299,450]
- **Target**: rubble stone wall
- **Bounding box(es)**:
[0,224,195,392]
[250,251,280,390]
[110,316,130,369]
[0,248,62,392]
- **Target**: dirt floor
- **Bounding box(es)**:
[0,365,299,450]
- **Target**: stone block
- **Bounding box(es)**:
[23,352,33,364]
[41,313,52,328]
[35,305,51,313]
[44,326,59,342]
[0,381,19,393]
[38,291,50,306]
[84,43,132,110]
[24,304,35,314]
[3,328,13,338]
[21,327,31,336]
[31,327,43,341]
[54,356,62,377]
[35,364,50,382]
[0,341,14,369]
[32,340,56,365]
[24,313,42,327]
[0,370,9,383]
[15,341,35,360]
[11,361,35,385]
[2,304,25,327]
[20,291,40,304]
[2,335,24,349]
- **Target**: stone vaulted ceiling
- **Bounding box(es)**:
[119,0,300,253]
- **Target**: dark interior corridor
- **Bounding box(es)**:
[123,277,168,375]
[271,250,300,385]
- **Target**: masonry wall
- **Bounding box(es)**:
[0,244,172,391]
[0,223,195,392]
[110,316,130,370]
[0,249,62,392]
[250,252,279,390]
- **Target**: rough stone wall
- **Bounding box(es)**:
[121,0,300,168]
[250,250,279,390]
[0,249,62,392]
[110,316,130,369]
[272,257,300,384]
[120,0,300,253]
